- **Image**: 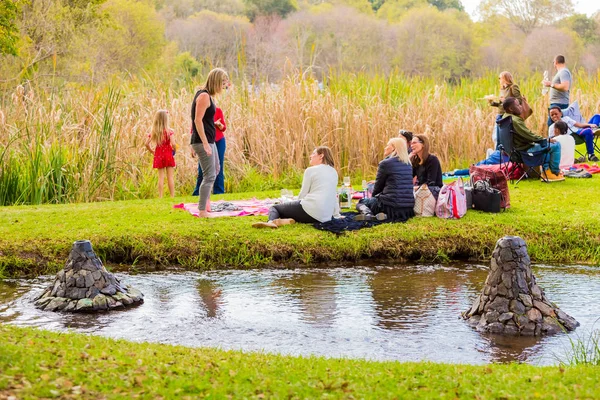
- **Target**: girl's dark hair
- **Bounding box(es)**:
[410,134,431,166]
[554,120,568,136]
[315,146,335,167]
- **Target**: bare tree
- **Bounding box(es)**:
[521,26,582,71]
[479,0,574,34]
[166,11,250,72]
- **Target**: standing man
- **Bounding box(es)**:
[543,55,572,126]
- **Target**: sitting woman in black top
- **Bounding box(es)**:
[356,138,415,221]
[410,134,443,199]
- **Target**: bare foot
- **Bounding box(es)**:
[198,211,210,218]
[273,218,295,227]
[252,221,278,229]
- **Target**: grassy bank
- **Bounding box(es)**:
[0,324,598,399]
[1,177,599,278]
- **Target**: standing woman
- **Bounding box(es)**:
[191,68,228,217]
[410,134,443,200]
[488,71,522,147]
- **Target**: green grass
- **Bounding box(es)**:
[1,324,599,399]
[0,177,599,278]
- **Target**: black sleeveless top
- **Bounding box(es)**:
[191,89,216,144]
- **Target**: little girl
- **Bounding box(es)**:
[145,110,176,197]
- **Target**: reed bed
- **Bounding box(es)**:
[1,71,600,205]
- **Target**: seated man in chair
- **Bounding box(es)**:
[548,106,600,162]
[502,97,564,182]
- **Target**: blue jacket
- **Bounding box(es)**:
[372,156,415,209]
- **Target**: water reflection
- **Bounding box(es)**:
[368,266,476,331]
[1,264,599,365]
[271,272,337,327]
[197,279,223,318]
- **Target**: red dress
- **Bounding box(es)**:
[152,130,176,169]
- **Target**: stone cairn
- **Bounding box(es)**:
[463,236,579,336]
[35,240,143,312]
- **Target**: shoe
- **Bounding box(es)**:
[542,170,565,182]
[355,214,374,221]
[588,154,599,162]
[375,213,387,221]
[252,221,278,229]
[575,156,586,163]
[273,218,295,227]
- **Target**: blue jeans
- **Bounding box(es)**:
[548,103,569,126]
[192,138,226,196]
[575,115,600,155]
[528,142,561,174]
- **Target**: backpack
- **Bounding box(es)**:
[435,178,467,219]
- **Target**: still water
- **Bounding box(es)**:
[1,263,599,365]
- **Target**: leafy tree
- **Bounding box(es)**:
[244,0,298,21]
[562,14,598,45]
[94,0,165,72]
[0,0,19,55]
[428,0,463,11]
[369,0,384,11]
[376,0,428,23]
[333,0,373,13]
[395,7,474,79]
[479,0,574,34]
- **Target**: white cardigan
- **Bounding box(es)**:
[299,164,340,223]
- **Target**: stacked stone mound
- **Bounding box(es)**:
[463,236,579,336]
[35,240,143,312]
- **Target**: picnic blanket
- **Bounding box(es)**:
[314,212,411,234]
[174,198,274,218]
[572,163,600,174]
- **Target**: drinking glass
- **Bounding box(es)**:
[343,176,351,187]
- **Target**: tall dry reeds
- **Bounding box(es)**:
[1,71,600,205]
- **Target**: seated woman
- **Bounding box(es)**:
[356,138,415,221]
[253,146,339,229]
[410,134,443,199]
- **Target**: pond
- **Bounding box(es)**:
[1,263,599,365]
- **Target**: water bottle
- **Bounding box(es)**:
[361,179,368,199]
[542,70,549,95]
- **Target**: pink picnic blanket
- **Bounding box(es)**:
[174,198,274,218]
[572,163,600,174]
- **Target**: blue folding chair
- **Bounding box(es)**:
[496,115,550,185]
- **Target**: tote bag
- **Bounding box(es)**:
[435,178,467,219]
[414,184,436,217]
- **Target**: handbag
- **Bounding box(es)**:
[471,180,502,213]
[520,96,533,120]
[413,184,436,217]
[435,178,467,219]
[469,165,510,209]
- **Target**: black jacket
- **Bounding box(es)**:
[372,156,415,209]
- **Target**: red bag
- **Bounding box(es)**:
[469,165,510,209]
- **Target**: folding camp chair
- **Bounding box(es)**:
[496,115,550,185]
[560,102,600,160]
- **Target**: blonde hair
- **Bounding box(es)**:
[202,68,228,96]
[151,110,169,146]
[387,138,410,164]
[499,71,513,86]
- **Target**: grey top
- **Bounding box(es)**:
[549,67,572,104]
